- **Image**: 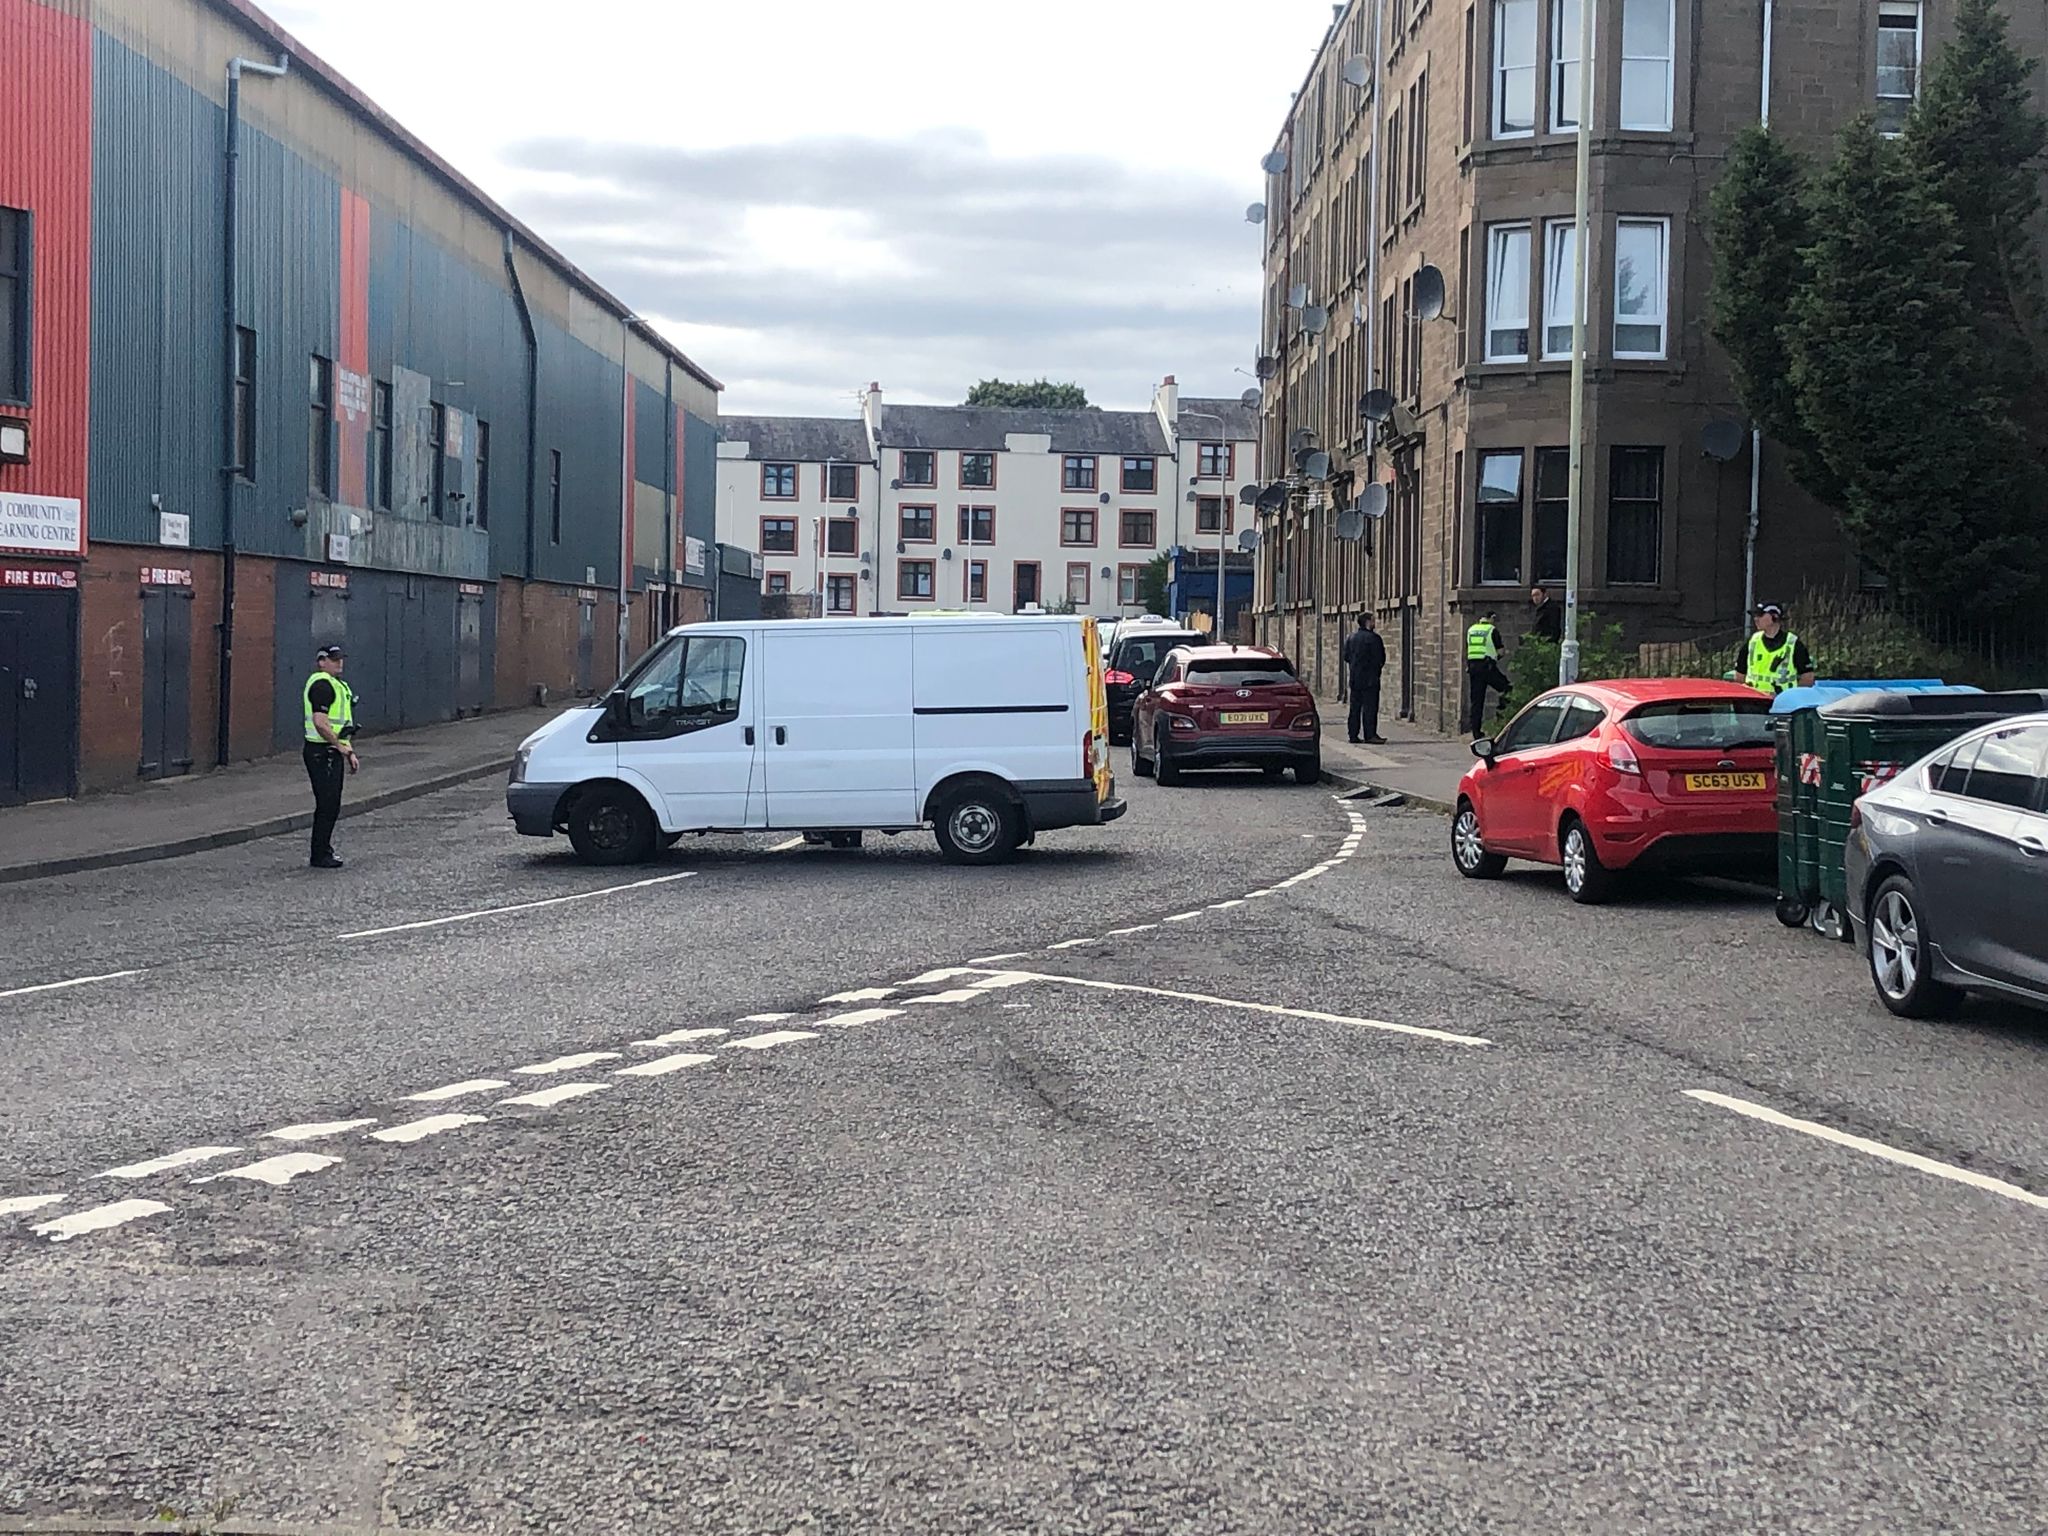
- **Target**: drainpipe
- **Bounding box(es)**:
[1743,2,1773,618]
[662,355,675,627]
[503,231,539,584]
[217,51,289,768]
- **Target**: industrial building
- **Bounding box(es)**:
[0,0,731,803]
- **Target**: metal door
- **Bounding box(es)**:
[456,593,484,717]
[0,592,76,805]
[139,587,195,780]
[576,600,596,696]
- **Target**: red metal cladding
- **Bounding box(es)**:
[0,0,93,529]
[336,188,371,507]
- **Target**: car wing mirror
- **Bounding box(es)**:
[1471,737,1497,763]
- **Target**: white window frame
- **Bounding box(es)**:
[1542,219,1579,360]
[1613,217,1670,361]
[1875,1,1923,138]
[1493,0,1538,139]
[1484,222,1533,363]
[1549,0,1580,133]
[1618,0,1675,132]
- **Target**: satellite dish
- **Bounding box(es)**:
[1237,483,1260,505]
[1260,149,1288,175]
[1414,264,1447,321]
[1359,483,1390,518]
[1335,509,1367,542]
[1291,428,1317,452]
[1255,482,1288,513]
[1100,565,1113,579]
[1099,491,1112,505]
[1238,528,1260,552]
[1246,202,1267,226]
[1293,448,1314,472]
[1254,355,1278,380]
[1359,389,1396,423]
[1341,56,1370,88]
[1304,451,1331,482]
[860,550,872,564]
[942,547,954,561]
[1287,282,1309,310]
[1239,387,1261,408]
[1702,419,1746,462]
[890,478,902,490]
[1302,305,1329,335]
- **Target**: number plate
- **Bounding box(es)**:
[1684,771,1766,792]
[1218,711,1269,726]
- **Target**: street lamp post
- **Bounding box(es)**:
[1560,0,1596,685]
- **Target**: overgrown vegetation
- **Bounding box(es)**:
[963,379,1092,410]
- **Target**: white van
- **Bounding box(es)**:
[508,614,1126,866]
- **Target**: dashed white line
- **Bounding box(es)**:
[99,1146,240,1180]
[907,989,986,1005]
[405,1079,509,1103]
[0,1194,66,1218]
[1163,911,1204,923]
[1208,899,1247,911]
[33,1198,170,1242]
[725,1030,818,1051]
[820,987,897,1003]
[634,1027,731,1046]
[968,972,1037,991]
[1105,924,1158,936]
[195,1153,339,1188]
[370,1113,485,1144]
[968,953,1030,965]
[1684,1090,2048,1211]
[338,872,696,941]
[738,1013,796,1024]
[263,1118,378,1143]
[615,1052,715,1077]
[500,1082,611,1109]
[903,967,984,986]
[0,969,145,1003]
[513,1051,622,1075]
[814,1007,905,1028]
[1047,937,1100,950]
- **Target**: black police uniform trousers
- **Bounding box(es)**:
[1467,659,1510,736]
[304,742,345,862]
[1347,674,1382,742]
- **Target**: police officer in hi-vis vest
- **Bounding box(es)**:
[1465,611,1512,737]
[1735,602,1816,696]
[303,644,359,869]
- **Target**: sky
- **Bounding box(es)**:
[265,0,1343,417]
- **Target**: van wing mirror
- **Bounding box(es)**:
[603,690,632,729]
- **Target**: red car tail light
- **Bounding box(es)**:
[1105,669,1135,686]
[1607,737,1643,776]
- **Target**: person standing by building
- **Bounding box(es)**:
[303,645,358,869]
[1342,612,1387,745]
[1736,602,1816,696]
[1528,585,1563,644]
[1466,611,1510,737]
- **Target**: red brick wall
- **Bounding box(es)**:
[495,577,624,708]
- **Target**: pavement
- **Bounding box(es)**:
[0,709,555,884]
[1319,710,1472,811]
[4,759,2047,1532]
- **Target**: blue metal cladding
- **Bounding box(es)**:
[633,375,669,491]
[531,316,623,587]
[681,411,716,590]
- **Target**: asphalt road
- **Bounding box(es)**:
[2,768,2044,1533]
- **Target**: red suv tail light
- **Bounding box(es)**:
[1105,669,1135,686]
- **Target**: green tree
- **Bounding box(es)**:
[964,379,1092,410]
[1138,554,1169,615]
[1790,121,2043,614]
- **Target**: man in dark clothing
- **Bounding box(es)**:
[1528,585,1563,644]
[302,645,359,869]
[1342,612,1387,744]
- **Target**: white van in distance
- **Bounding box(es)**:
[508,614,1126,866]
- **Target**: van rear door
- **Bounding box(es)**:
[911,622,1077,791]
[759,626,917,828]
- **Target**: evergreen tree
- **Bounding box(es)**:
[1791,122,2043,614]
[964,379,1092,410]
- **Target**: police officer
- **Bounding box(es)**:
[303,644,358,869]
[1737,602,1816,696]
[1342,612,1387,744]
[1466,610,1510,737]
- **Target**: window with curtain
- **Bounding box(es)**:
[1550,0,1580,132]
[1493,0,1537,137]
[1486,223,1532,361]
[1543,220,1577,358]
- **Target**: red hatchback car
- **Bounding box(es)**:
[1452,679,1777,903]
[1130,644,1322,786]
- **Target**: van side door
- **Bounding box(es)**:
[759,626,917,828]
[603,633,761,831]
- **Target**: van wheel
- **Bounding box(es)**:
[1154,729,1183,786]
[934,786,1020,866]
[567,784,656,866]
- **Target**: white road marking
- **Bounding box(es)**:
[967,953,1030,964]
[907,989,987,1005]
[1684,1090,2048,1211]
[195,1152,338,1187]
[814,1007,905,1028]
[738,1013,795,1024]
[337,872,696,941]
[634,1027,730,1046]
[1163,911,1204,923]
[1047,937,1100,950]
[405,1079,508,1103]
[768,836,807,852]
[966,970,1490,1048]
[615,1052,715,1077]
[0,1194,65,1218]
[370,1113,484,1144]
[1245,890,1276,899]
[1208,899,1247,911]
[820,987,897,1003]
[33,1199,170,1242]
[968,972,1038,991]
[725,1030,818,1050]
[1106,924,1158,936]
[0,969,144,1003]
[903,967,983,986]
[263,1118,378,1143]
[99,1146,239,1180]
[513,1051,622,1075]
[500,1081,610,1108]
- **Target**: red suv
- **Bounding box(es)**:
[1452,679,1777,903]
[1130,645,1322,786]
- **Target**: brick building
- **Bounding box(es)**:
[1251,1,2040,731]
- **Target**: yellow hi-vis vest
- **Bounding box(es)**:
[1745,630,1801,695]
[1466,621,1499,662]
[304,671,355,743]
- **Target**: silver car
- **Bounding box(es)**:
[1846,714,2048,1017]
